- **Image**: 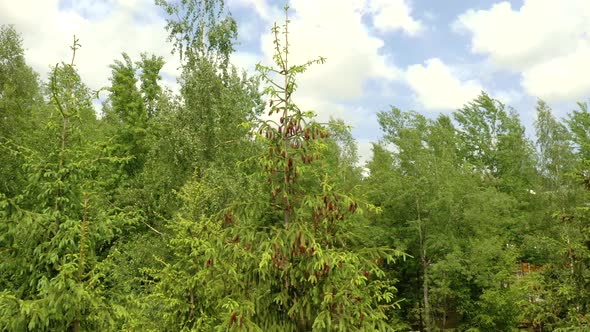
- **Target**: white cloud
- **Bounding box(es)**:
[522,44,590,102]
[368,0,423,35]
[245,0,425,158]
[356,138,374,167]
[294,96,377,130]
[227,0,278,21]
[405,58,482,110]
[455,0,590,102]
[493,89,523,106]
[230,51,259,74]
[256,0,401,104]
[14,0,415,118]
[242,0,406,154]
[0,0,427,152]
[0,0,180,94]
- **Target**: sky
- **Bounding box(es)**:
[2,0,590,164]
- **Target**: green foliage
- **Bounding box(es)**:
[105,52,149,177]
[536,99,575,187]
[1,5,590,332]
[156,0,237,68]
[0,39,129,331]
[149,7,404,331]
[0,25,42,196]
[454,92,536,193]
[370,102,544,330]
[138,53,166,119]
[0,25,40,140]
[568,100,590,192]
[375,107,471,330]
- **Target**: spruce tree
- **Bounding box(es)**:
[0,37,126,331]
[154,7,403,331]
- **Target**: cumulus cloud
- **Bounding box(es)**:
[12,0,419,117]
[455,0,590,102]
[368,0,423,35]
[522,44,590,102]
[230,51,259,74]
[2,0,426,164]
[356,138,375,167]
[255,0,401,102]
[0,0,181,93]
[232,0,423,36]
[244,0,423,163]
[228,0,279,22]
[236,0,408,161]
[405,58,482,110]
[294,96,377,131]
[493,89,523,106]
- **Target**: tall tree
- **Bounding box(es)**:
[522,100,590,329]
[152,8,403,330]
[0,25,41,196]
[454,92,536,194]
[0,38,126,331]
[156,0,236,68]
[372,109,467,330]
[568,100,590,187]
[138,0,261,219]
[0,25,39,139]
[370,104,528,330]
[106,53,149,177]
[137,53,166,119]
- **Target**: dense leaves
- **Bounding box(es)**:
[1,3,590,331]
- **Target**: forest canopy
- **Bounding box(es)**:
[1,1,589,331]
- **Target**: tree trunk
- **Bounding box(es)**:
[417,197,432,332]
[422,257,431,332]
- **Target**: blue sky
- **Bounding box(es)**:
[226,0,590,161]
[2,0,589,163]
